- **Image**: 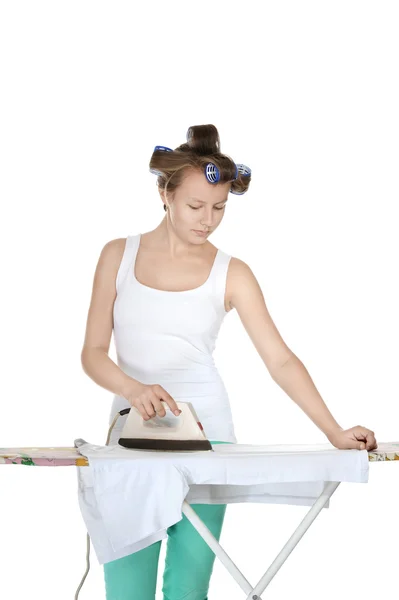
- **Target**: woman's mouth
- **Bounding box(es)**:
[192,229,209,237]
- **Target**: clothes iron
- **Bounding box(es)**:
[118,401,213,452]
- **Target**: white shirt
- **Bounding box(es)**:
[109,233,237,443]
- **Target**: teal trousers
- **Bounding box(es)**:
[103,441,232,600]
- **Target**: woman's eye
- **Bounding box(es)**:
[188,206,225,211]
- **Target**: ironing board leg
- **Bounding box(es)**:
[181,481,341,600]
[181,501,256,597]
[246,481,340,599]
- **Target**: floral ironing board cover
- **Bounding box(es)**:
[0,443,398,466]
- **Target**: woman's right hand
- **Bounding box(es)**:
[122,381,182,421]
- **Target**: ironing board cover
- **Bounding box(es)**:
[0,443,398,466]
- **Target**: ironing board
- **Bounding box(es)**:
[1,443,398,600]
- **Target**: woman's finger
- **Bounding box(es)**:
[152,385,180,416]
[135,402,152,421]
[354,428,377,450]
[142,398,157,419]
[151,396,167,417]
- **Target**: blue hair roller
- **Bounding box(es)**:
[204,162,220,183]
[150,145,174,176]
[206,162,250,184]
[231,163,251,194]
[150,167,164,176]
[236,164,251,177]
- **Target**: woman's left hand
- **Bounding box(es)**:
[327,425,377,451]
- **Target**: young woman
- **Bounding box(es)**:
[81,124,377,600]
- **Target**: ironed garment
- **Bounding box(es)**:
[103,441,231,600]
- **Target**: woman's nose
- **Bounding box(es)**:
[201,212,214,226]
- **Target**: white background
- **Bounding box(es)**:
[0,2,398,599]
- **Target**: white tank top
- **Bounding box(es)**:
[109,233,237,443]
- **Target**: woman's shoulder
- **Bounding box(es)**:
[213,243,247,271]
[103,236,128,257]
[99,235,138,268]
[104,233,139,254]
[224,253,254,287]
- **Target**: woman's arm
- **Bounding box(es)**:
[265,353,342,438]
[227,258,376,450]
[80,239,143,399]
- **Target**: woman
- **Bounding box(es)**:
[81,124,377,600]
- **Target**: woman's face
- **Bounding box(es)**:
[161,169,231,242]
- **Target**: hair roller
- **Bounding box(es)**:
[204,162,220,183]
[149,145,174,176]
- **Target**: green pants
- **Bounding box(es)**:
[103,441,232,600]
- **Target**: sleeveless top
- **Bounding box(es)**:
[109,233,237,443]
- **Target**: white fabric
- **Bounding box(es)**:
[75,438,369,565]
[110,233,237,444]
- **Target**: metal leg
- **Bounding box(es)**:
[182,481,341,599]
[182,502,257,597]
[246,481,340,599]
